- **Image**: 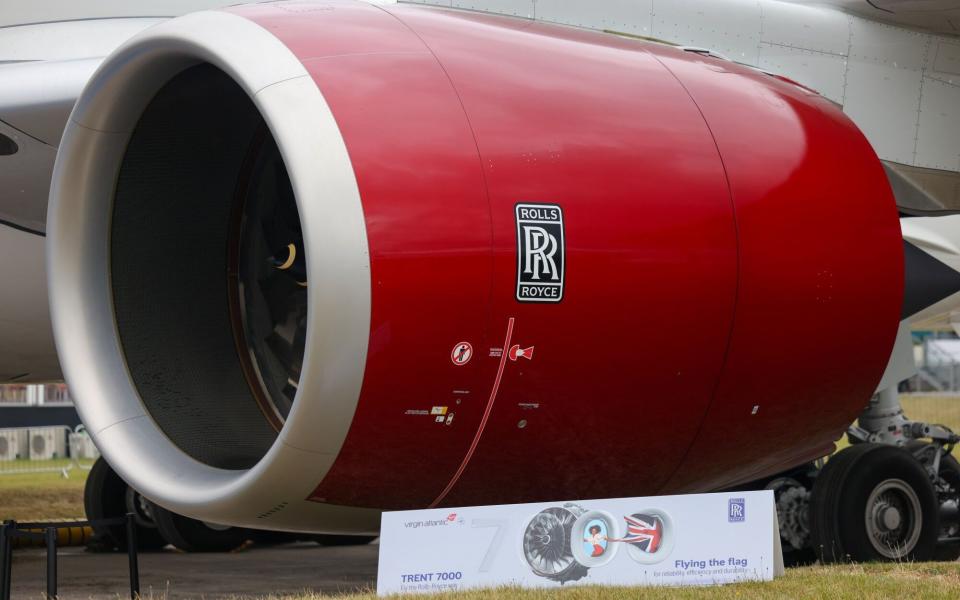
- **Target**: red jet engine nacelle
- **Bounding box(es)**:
[47,0,902,533]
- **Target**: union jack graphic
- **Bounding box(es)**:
[610,514,663,553]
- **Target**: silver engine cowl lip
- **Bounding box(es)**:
[46,10,376,532]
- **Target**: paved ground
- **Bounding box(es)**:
[10,543,379,599]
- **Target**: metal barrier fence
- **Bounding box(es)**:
[0,426,99,476]
[0,515,140,600]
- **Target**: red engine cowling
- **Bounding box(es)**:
[48,0,902,533]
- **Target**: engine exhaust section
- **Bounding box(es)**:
[47,1,903,533]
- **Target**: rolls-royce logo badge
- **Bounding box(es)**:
[516,203,564,303]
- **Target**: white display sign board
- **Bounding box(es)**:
[378,490,783,595]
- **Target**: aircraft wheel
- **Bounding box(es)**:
[150,504,250,552]
[811,443,938,563]
[83,457,167,551]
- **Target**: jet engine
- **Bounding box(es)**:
[47,0,903,533]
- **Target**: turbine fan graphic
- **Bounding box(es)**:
[522,506,589,584]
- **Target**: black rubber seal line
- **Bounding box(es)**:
[0,217,45,237]
[0,119,48,147]
[636,46,742,495]
[902,239,960,320]
[866,1,895,14]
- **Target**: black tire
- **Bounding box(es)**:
[906,441,960,562]
[83,457,167,551]
[150,503,250,552]
[313,534,377,547]
[810,444,939,563]
[809,446,862,563]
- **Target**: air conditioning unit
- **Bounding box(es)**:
[69,431,99,460]
[0,428,27,461]
[28,427,66,460]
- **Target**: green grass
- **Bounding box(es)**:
[204,563,960,600]
[0,457,93,472]
[0,466,88,521]
[900,394,960,431]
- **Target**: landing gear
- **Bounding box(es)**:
[83,457,167,551]
[759,385,960,564]
[85,457,250,552]
[846,386,960,561]
[764,469,816,566]
[148,504,250,553]
[84,457,367,552]
[810,444,939,562]
[908,441,960,561]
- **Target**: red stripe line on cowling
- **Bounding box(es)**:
[428,317,515,508]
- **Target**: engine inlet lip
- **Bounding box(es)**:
[46,9,373,528]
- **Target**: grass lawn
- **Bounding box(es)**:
[207,562,960,600]
[900,394,960,431]
[0,465,88,521]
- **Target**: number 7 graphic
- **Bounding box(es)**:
[471,518,509,573]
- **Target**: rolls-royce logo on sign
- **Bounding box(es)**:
[516,203,564,303]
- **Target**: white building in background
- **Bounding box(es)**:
[0,383,71,405]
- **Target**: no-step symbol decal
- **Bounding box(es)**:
[451,342,473,366]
